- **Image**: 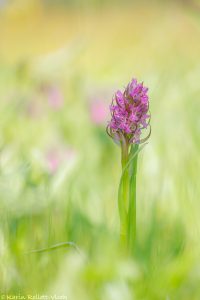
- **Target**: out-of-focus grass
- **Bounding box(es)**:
[1,1,200,299]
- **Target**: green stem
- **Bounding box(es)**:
[118,139,145,251]
[121,140,129,210]
[128,144,139,254]
[118,136,129,246]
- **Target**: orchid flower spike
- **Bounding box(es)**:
[107,78,151,145]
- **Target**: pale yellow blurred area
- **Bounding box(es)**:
[0,0,82,62]
[0,0,200,71]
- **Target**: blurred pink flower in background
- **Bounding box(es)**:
[46,149,59,174]
[25,84,64,117]
[47,86,64,110]
[88,86,112,125]
[90,100,108,125]
[26,97,43,118]
[46,146,76,174]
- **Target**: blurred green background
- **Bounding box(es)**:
[1,0,200,299]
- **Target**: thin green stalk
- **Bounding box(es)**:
[118,137,129,246]
[118,142,146,250]
[128,144,139,253]
[121,139,129,210]
[25,242,81,254]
